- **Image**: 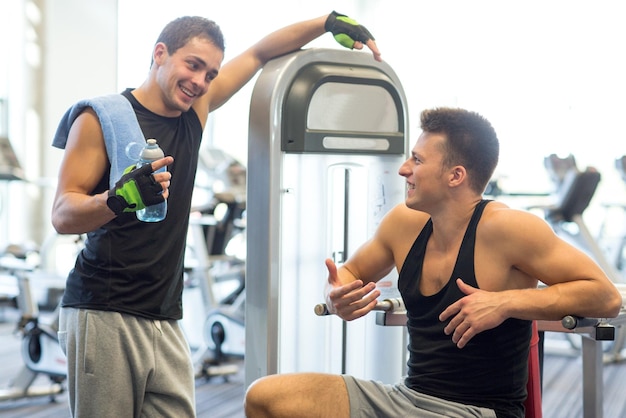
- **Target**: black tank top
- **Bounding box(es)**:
[399,200,530,418]
[61,89,203,320]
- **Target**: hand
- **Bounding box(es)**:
[106,157,173,215]
[325,11,382,62]
[439,278,507,348]
[324,258,380,321]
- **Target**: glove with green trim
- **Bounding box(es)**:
[106,164,164,215]
[324,10,375,50]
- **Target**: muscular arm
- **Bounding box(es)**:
[341,204,427,285]
[195,13,380,117]
[496,208,622,320]
[326,204,429,320]
[51,109,173,234]
[51,109,115,234]
[441,206,622,348]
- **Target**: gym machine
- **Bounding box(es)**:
[245,48,409,387]
[0,256,66,402]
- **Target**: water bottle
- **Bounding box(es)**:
[136,139,167,222]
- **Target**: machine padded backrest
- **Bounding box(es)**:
[549,169,601,222]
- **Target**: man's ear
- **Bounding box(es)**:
[449,165,467,187]
[153,42,168,66]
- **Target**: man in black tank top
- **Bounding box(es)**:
[51,13,381,418]
[245,108,622,418]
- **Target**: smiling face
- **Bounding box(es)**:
[153,36,223,116]
[398,132,449,211]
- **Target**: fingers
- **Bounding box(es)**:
[328,279,369,303]
[325,258,340,287]
[152,170,171,184]
[439,279,477,326]
[149,156,173,197]
[151,156,174,172]
[456,278,477,295]
[438,279,475,348]
[324,259,380,320]
[450,322,477,349]
[352,40,382,62]
[324,258,382,320]
[440,279,503,348]
[439,301,458,323]
[162,182,171,199]
[440,304,474,349]
[329,281,380,321]
[365,39,382,62]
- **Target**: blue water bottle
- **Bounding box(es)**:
[136,139,167,222]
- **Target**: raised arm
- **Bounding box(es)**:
[195,11,380,117]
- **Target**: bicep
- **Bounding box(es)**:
[343,204,427,284]
[55,110,108,198]
[342,238,395,285]
[500,211,604,285]
[198,51,262,115]
[51,110,119,234]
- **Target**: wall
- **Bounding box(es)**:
[3,0,626,250]
[0,0,117,253]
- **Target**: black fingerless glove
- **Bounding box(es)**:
[106,164,164,215]
[324,10,375,49]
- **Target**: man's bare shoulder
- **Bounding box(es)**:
[483,201,547,223]
[385,203,430,222]
[377,204,430,240]
[481,200,555,242]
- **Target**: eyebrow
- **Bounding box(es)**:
[188,55,219,78]
[188,55,207,68]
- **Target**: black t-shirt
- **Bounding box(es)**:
[399,200,531,418]
[61,89,203,320]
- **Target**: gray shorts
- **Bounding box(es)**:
[58,307,196,418]
[342,376,497,418]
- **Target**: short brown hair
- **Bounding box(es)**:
[420,107,499,194]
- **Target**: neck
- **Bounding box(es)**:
[429,198,483,244]
[131,81,183,118]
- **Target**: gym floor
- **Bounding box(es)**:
[0,309,244,418]
[1,308,625,418]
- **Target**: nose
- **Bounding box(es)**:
[191,73,208,92]
[398,158,412,177]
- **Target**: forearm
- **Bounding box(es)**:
[206,11,379,113]
[341,257,394,286]
[208,15,328,111]
[52,190,115,234]
[250,15,327,64]
[506,280,622,321]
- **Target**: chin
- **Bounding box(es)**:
[404,197,421,210]
[172,100,192,114]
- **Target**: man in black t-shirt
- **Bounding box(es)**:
[52,12,380,418]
